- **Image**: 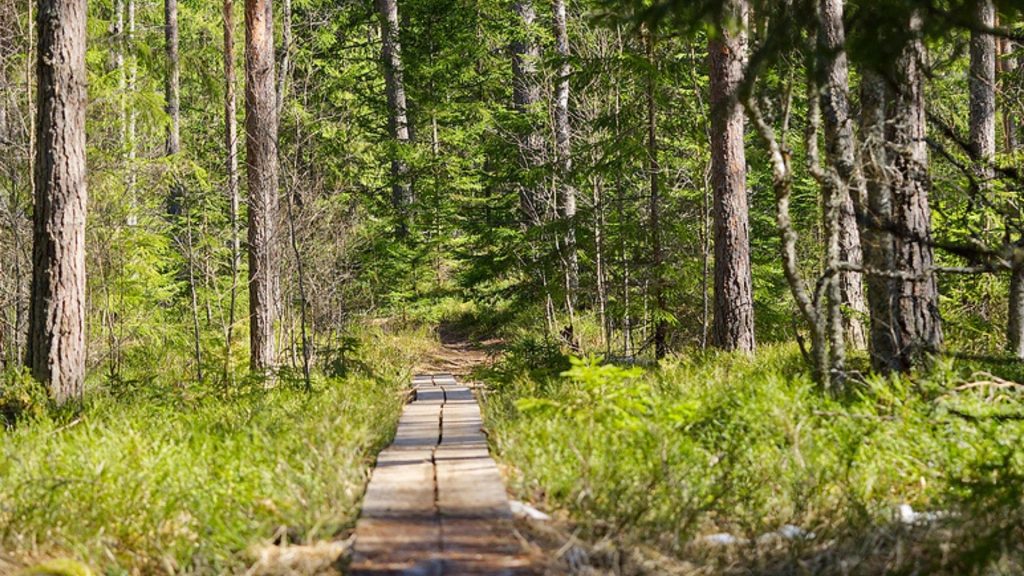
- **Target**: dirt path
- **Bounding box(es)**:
[417,323,502,378]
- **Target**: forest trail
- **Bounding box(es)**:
[350,373,534,575]
[417,323,502,377]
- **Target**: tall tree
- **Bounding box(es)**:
[165,0,180,155]
[375,0,412,234]
[859,69,899,372]
[973,4,1024,358]
[224,0,241,373]
[511,0,544,228]
[709,0,755,352]
[643,25,666,359]
[815,0,866,351]
[1003,35,1024,358]
[29,0,88,403]
[969,0,996,177]
[245,0,279,373]
[888,10,942,370]
[553,0,578,315]
[999,36,1017,153]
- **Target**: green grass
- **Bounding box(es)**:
[482,341,1024,574]
[0,325,433,575]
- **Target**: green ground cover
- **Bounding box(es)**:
[483,337,1024,574]
[0,326,432,575]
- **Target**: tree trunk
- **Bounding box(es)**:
[126,0,137,216]
[1001,34,1024,357]
[165,0,180,156]
[593,176,609,353]
[29,0,88,403]
[859,69,899,372]
[553,0,578,313]
[816,0,866,350]
[224,0,241,375]
[970,0,996,176]
[276,0,291,118]
[999,36,1017,153]
[511,0,544,228]
[643,26,667,359]
[888,10,942,370]
[375,0,412,234]
[245,0,279,374]
[709,0,755,353]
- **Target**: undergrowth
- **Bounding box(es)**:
[0,324,433,575]
[483,341,1024,574]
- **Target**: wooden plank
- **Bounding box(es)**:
[432,373,457,386]
[391,403,441,449]
[352,374,533,575]
[436,447,527,575]
[351,448,442,574]
[414,386,445,404]
[412,374,435,386]
[360,448,436,518]
[439,390,487,448]
[435,447,511,518]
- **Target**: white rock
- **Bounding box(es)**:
[699,533,747,546]
[897,503,947,525]
[777,524,815,540]
[509,500,551,521]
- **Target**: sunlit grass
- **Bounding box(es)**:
[0,324,433,574]
[483,340,1024,572]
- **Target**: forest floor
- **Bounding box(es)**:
[416,321,504,376]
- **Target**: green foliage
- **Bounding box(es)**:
[0,327,424,574]
[485,346,1024,571]
[0,368,50,427]
[19,559,95,576]
[517,356,647,429]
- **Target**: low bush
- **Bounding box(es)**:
[483,345,1024,573]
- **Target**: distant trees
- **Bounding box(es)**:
[12,0,1024,399]
[29,0,88,403]
[244,0,279,374]
[709,0,755,353]
[553,0,578,318]
[223,0,241,374]
[376,0,413,235]
[511,0,544,229]
[164,0,180,156]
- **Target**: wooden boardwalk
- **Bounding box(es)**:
[350,374,533,575]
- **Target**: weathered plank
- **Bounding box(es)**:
[351,374,532,575]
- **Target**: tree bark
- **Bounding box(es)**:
[224,0,241,375]
[1001,33,1024,357]
[512,0,544,228]
[375,0,412,234]
[859,69,899,372]
[245,0,279,374]
[165,0,180,156]
[643,26,667,359]
[888,10,942,370]
[709,0,755,353]
[29,0,88,403]
[276,0,291,118]
[815,0,866,350]
[553,0,578,313]
[970,0,996,175]
[126,0,137,214]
